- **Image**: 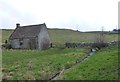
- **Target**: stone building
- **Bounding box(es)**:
[9,23,51,50]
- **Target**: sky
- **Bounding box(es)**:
[0,0,119,31]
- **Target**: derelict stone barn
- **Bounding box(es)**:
[9,23,51,50]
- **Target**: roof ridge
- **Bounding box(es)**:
[20,23,45,27]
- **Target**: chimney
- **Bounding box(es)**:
[16,23,20,28]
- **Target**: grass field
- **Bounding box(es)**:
[2,48,89,80]
[2,28,119,80]
[2,29,119,46]
[55,44,119,80]
[2,44,119,80]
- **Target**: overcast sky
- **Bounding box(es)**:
[0,0,119,31]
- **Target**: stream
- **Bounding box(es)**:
[48,48,96,80]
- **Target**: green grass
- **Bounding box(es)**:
[56,44,119,80]
[2,48,89,80]
[2,29,119,45]
[2,29,13,43]
[2,44,119,80]
[2,28,119,80]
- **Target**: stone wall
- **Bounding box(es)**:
[65,41,120,48]
[37,25,51,50]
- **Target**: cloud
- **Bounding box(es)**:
[0,0,39,28]
[0,0,119,31]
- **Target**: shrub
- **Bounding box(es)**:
[2,44,12,49]
[92,42,108,49]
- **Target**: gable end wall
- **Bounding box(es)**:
[37,26,51,50]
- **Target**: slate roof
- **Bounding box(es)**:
[9,23,47,39]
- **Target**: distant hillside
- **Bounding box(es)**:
[2,29,118,45]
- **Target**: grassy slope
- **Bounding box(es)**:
[2,48,89,80]
[2,29,119,80]
[2,29,118,45]
[2,29,13,43]
[57,44,119,80]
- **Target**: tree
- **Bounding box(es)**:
[95,26,105,43]
[113,29,117,32]
[118,29,120,31]
[93,26,108,49]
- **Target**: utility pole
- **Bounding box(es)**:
[76,24,79,31]
[101,26,105,43]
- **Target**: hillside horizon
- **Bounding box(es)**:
[1,28,118,33]
[2,28,118,45]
